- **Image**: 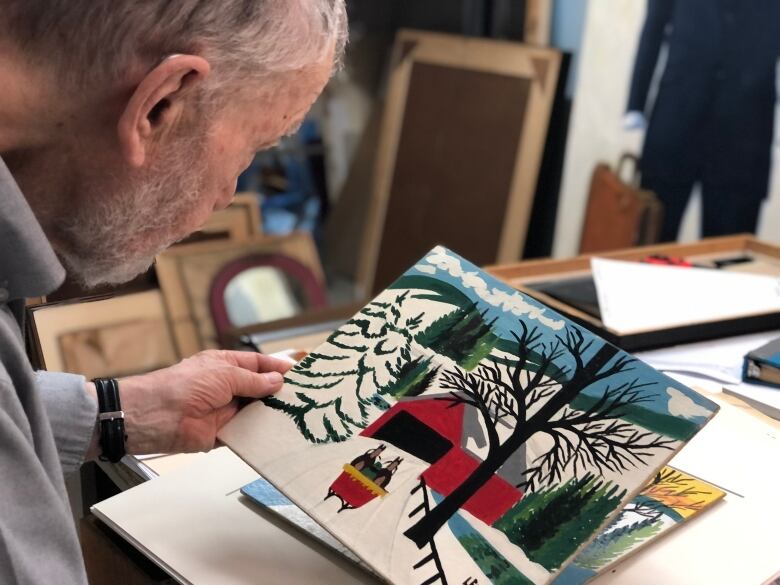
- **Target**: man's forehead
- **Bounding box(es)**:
[243,61,332,142]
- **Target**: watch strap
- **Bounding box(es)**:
[93,378,127,463]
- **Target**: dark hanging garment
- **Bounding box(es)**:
[627,0,780,239]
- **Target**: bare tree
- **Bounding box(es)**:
[404,322,675,548]
[639,468,711,515]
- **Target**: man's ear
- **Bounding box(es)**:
[118,54,211,168]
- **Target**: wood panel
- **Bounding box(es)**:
[358,30,562,295]
[373,62,532,291]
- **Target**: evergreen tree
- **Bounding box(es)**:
[493,475,626,570]
[264,290,446,443]
[457,534,535,585]
[382,356,439,399]
[266,287,504,443]
[575,516,664,570]
[530,479,625,569]
[415,303,498,369]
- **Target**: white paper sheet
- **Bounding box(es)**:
[723,383,780,420]
[92,448,374,585]
[591,258,780,334]
[637,330,780,384]
[591,395,780,585]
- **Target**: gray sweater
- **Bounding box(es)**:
[0,158,96,584]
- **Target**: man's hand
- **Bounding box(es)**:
[86,350,292,457]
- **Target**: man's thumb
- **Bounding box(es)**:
[229,368,284,398]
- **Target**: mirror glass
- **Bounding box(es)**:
[223,266,303,328]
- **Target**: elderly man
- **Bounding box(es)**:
[0,1,347,583]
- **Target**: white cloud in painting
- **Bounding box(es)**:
[666,387,711,419]
[414,264,437,275]
[421,246,565,330]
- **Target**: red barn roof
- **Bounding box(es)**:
[362,396,523,525]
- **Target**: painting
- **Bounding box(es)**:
[219,246,718,585]
[552,466,725,584]
[244,462,723,585]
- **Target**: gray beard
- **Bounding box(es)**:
[55,161,205,289]
[57,237,169,288]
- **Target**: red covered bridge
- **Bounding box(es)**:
[361,396,523,525]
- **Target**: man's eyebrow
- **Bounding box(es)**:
[255,118,305,151]
[284,119,305,137]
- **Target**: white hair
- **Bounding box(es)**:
[3,0,347,91]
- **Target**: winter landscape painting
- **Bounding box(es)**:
[220,246,719,585]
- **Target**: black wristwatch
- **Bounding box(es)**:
[93,378,127,463]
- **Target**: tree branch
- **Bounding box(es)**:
[550,378,656,429]
[592,353,637,383]
[439,368,502,450]
[519,419,676,492]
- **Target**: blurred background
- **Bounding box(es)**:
[31,0,780,380]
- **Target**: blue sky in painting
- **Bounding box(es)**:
[241,478,292,507]
[403,247,717,421]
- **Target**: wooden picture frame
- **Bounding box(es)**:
[486,235,780,351]
[224,302,364,355]
[26,290,178,378]
[357,30,562,295]
[155,232,325,358]
[524,0,552,46]
[183,193,263,243]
